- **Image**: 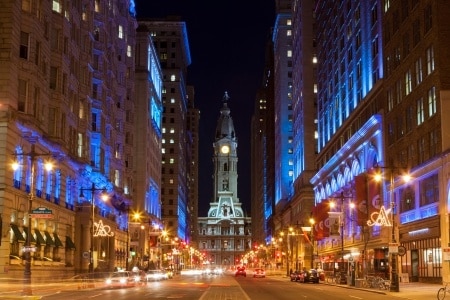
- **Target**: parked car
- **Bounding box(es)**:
[298,269,320,283]
[290,270,301,281]
[253,268,266,278]
[235,266,246,277]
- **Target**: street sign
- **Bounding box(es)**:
[389,242,399,253]
[22,246,36,253]
[30,207,53,219]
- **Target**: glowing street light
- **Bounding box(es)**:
[79,183,108,273]
[12,143,54,296]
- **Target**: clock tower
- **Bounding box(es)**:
[212,91,239,202]
[198,92,251,267]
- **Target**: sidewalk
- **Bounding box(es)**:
[324,279,440,299]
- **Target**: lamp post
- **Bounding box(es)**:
[79,183,108,273]
[288,226,299,271]
[329,192,355,284]
[12,143,54,296]
[374,165,411,292]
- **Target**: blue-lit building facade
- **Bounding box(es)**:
[261,0,450,284]
[138,18,193,245]
[273,0,294,212]
[0,0,165,279]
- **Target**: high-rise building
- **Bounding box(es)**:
[251,30,275,246]
[0,0,158,279]
[273,0,295,213]
[281,0,450,285]
[186,86,200,247]
[138,17,193,244]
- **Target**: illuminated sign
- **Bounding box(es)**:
[94,220,114,237]
[367,206,392,227]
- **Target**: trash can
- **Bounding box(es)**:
[355,279,364,288]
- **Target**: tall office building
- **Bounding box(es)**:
[138,17,193,242]
[273,0,294,214]
[186,86,200,247]
[379,0,450,283]
[0,0,166,279]
[251,30,275,246]
[133,23,164,268]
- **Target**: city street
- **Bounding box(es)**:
[0,270,441,300]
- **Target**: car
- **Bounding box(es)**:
[105,271,136,288]
[146,269,166,281]
[298,269,320,283]
[235,266,246,277]
[253,268,265,278]
[290,270,301,281]
[164,268,174,279]
[130,270,147,284]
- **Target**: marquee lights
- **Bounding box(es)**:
[94,220,114,237]
[367,206,392,227]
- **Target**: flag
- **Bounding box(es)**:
[355,174,368,226]
[312,200,330,240]
[367,169,382,217]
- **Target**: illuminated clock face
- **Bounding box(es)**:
[221,145,230,154]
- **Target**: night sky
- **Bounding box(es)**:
[134,1,276,217]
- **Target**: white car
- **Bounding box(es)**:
[146,269,166,281]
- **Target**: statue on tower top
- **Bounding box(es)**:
[223,91,230,103]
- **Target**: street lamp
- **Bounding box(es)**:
[79,183,108,273]
[12,142,54,296]
[329,192,355,284]
[301,217,315,269]
[374,165,411,292]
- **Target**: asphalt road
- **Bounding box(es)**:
[0,271,440,300]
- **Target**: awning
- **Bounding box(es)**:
[65,236,76,250]
[22,227,36,243]
[44,231,55,246]
[10,224,25,241]
[34,229,46,245]
[54,233,63,247]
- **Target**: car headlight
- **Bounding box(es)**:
[106,279,112,284]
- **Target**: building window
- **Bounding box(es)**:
[52,0,61,13]
[420,174,438,206]
[426,46,435,75]
[415,58,423,85]
[405,69,412,95]
[18,79,28,113]
[428,86,437,117]
[416,97,424,125]
[399,186,415,213]
[424,4,432,33]
[118,25,124,39]
[19,32,29,59]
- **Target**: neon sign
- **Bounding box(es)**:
[94,220,114,237]
[367,206,392,227]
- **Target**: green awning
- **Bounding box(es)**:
[54,233,63,247]
[34,229,46,245]
[65,236,76,250]
[44,231,55,246]
[22,227,36,243]
[10,224,25,241]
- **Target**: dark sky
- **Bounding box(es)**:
[134,1,276,217]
